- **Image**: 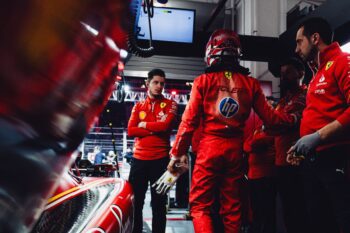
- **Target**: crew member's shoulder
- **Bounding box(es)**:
[162,97,177,106]
[330,51,350,75]
[194,73,209,81]
[335,51,350,64]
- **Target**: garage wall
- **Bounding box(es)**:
[124,55,205,80]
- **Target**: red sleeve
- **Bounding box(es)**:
[265,91,305,135]
[334,54,350,127]
[252,80,296,127]
[250,129,274,151]
[171,77,203,157]
[145,100,178,132]
[283,91,306,124]
[127,104,152,137]
[243,133,253,153]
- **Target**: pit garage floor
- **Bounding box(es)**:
[120,160,195,233]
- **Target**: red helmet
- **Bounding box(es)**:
[205,29,242,67]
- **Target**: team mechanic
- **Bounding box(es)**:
[127,68,177,233]
[288,17,350,233]
[167,29,298,233]
[270,58,310,233]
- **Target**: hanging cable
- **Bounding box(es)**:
[127,0,155,57]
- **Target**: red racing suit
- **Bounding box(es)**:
[170,70,296,233]
[128,95,177,160]
[301,42,350,151]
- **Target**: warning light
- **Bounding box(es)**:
[171,90,177,95]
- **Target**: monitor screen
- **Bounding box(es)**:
[137,7,195,43]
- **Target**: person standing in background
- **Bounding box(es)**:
[244,97,277,233]
[288,17,350,233]
[272,58,310,233]
[93,146,105,165]
[127,68,178,233]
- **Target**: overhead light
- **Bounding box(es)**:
[341,41,350,53]
[105,37,119,52]
[123,85,130,92]
[120,49,128,59]
[81,22,98,36]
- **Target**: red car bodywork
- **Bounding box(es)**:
[33,171,134,233]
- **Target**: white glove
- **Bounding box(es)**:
[152,170,179,195]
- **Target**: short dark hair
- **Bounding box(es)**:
[280,57,305,72]
[298,17,333,45]
[147,68,166,81]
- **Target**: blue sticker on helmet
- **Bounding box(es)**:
[219,97,239,118]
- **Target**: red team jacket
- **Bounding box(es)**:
[274,88,306,166]
[171,71,296,157]
[301,42,350,150]
[128,95,177,160]
[244,123,275,179]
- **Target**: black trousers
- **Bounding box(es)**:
[302,146,350,233]
[249,176,276,233]
[175,171,189,208]
[129,157,169,233]
[275,166,310,233]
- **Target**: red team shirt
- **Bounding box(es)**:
[274,88,306,166]
[301,42,350,150]
[244,123,275,179]
[128,95,177,160]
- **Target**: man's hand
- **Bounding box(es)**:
[289,131,321,156]
[167,155,189,175]
[286,151,305,166]
[138,121,146,129]
[152,171,179,195]
[152,155,189,195]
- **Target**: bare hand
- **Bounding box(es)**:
[138,121,146,128]
[167,155,189,175]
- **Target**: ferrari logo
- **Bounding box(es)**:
[325,61,333,71]
[224,71,232,79]
[167,177,173,183]
[160,102,167,108]
[139,111,147,120]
